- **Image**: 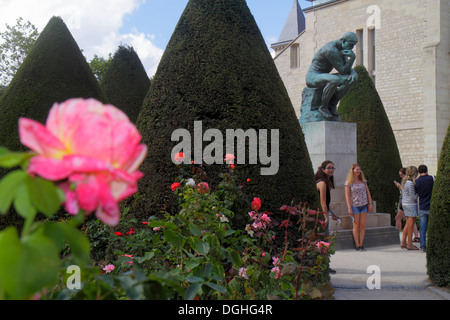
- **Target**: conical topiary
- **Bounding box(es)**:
[427,124,450,287]
[338,65,402,221]
[133,0,318,227]
[101,45,151,123]
[0,16,107,231]
[0,16,107,153]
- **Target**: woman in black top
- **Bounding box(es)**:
[315,160,336,229]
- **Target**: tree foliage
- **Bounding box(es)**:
[339,65,402,220]
[0,17,39,87]
[427,124,450,287]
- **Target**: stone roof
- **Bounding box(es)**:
[273,0,305,47]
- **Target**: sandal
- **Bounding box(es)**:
[413,237,420,242]
[400,244,407,249]
[407,245,419,250]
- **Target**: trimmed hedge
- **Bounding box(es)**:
[130,0,318,228]
[101,45,151,123]
[427,124,450,287]
[339,65,403,222]
[0,16,107,153]
[0,16,107,231]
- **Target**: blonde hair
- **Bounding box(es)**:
[346,163,366,185]
[402,166,418,187]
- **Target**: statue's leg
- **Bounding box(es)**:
[319,80,338,119]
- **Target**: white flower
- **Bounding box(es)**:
[186,178,195,186]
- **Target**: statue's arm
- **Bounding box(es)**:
[326,48,355,75]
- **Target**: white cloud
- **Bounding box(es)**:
[0,0,163,77]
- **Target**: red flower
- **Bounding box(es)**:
[171,182,181,191]
[142,221,149,225]
[252,197,262,211]
[126,228,135,235]
[173,152,185,163]
[114,232,123,237]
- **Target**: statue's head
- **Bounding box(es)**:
[340,32,358,50]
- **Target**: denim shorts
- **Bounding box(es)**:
[403,204,418,218]
[352,205,368,214]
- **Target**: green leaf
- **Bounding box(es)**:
[0,227,59,299]
[189,223,202,237]
[26,175,61,216]
[0,170,27,214]
[228,248,242,267]
[185,283,202,300]
[195,241,210,256]
[164,229,183,249]
[0,151,33,168]
[205,282,226,294]
[13,183,36,220]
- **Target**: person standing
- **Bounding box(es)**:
[345,164,373,251]
[415,165,434,252]
[394,167,419,240]
[315,160,337,274]
[400,166,419,250]
[315,160,336,229]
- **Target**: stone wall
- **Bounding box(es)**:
[273,0,449,175]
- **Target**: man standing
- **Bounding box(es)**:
[415,165,434,252]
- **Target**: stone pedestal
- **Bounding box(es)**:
[300,121,399,249]
[300,121,357,216]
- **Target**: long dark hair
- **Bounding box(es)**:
[315,160,335,189]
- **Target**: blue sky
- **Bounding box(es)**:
[1,0,312,78]
[120,0,312,51]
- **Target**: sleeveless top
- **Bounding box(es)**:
[317,181,331,210]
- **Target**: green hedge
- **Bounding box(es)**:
[0,16,107,231]
[101,45,151,123]
[130,0,318,229]
[427,124,450,287]
[339,65,402,222]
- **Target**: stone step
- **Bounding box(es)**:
[328,213,392,231]
[332,226,400,250]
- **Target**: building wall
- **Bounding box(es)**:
[273,0,449,175]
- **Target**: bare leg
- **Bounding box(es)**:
[352,214,361,248]
[359,212,368,248]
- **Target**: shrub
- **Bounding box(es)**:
[0,16,107,231]
[427,124,450,287]
[339,65,402,221]
[101,45,151,123]
[131,0,318,235]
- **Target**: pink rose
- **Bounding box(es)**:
[19,98,147,226]
[224,153,235,164]
[316,241,330,253]
[103,264,115,274]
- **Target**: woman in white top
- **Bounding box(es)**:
[345,164,373,251]
[400,166,419,250]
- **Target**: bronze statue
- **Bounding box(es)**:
[300,32,359,122]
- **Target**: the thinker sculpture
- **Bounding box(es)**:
[299,32,359,122]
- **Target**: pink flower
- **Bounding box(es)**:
[171,182,181,191]
[260,213,271,223]
[19,98,147,226]
[224,153,235,164]
[316,241,330,253]
[173,152,185,164]
[103,264,115,273]
[252,197,262,211]
[121,254,134,265]
[197,182,209,194]
[238,267,249,279]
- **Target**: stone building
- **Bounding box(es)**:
[272,0,449,175]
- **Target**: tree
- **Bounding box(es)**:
[89,53,112,83]
[339,65,403,221]
[427,124,450,287]
[131,0,318,230]
[101,45,150,123]
[0,17,39,87]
